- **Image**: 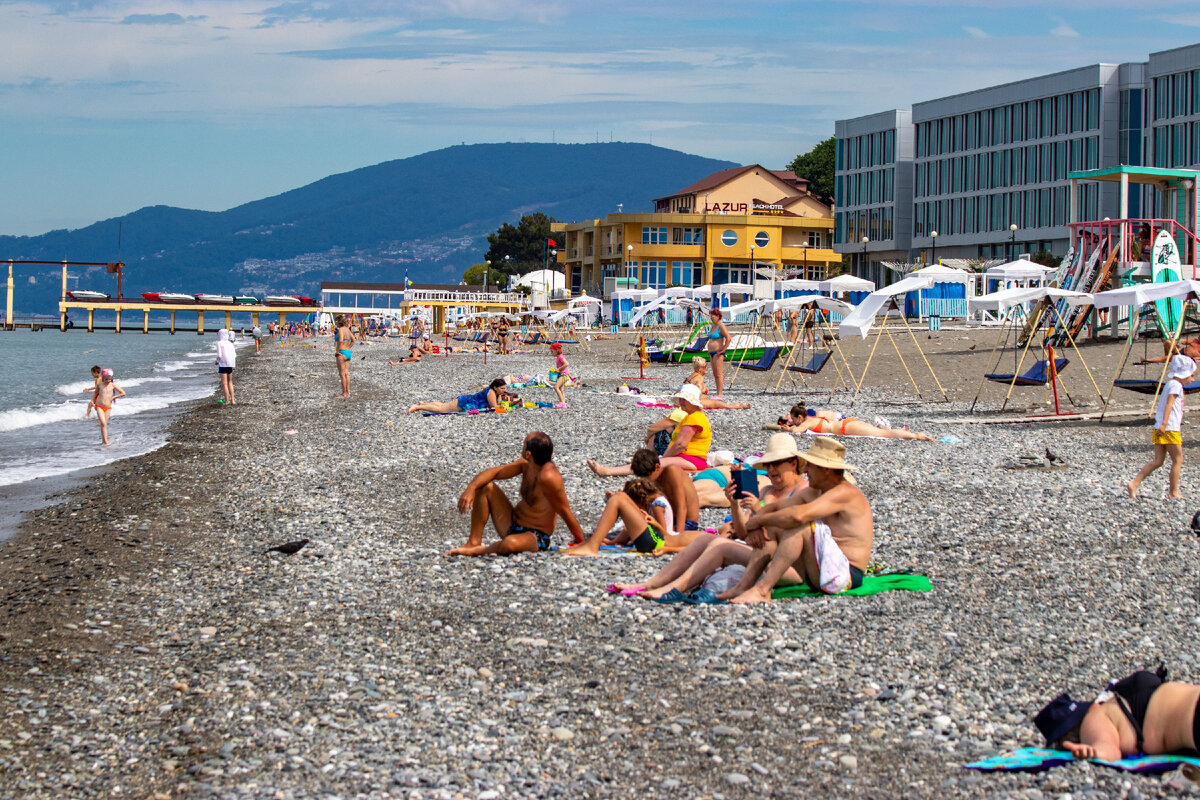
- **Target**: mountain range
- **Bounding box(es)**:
[0,143,737,312]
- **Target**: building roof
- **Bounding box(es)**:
[654,165,809,204]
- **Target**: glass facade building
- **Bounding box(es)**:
[833,46,1200,274]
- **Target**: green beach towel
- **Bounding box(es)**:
[771,572,931,599]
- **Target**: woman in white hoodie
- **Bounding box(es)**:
[216,328,237,406]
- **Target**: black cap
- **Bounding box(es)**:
[1034,693,1091,746]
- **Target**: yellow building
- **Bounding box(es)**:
[555,165,837,296]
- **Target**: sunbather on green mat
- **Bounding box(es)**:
[724,436,874,604]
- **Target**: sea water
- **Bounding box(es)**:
[0,330,248,535]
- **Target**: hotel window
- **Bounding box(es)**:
[836,138,844,171]
[721,230,738,247]
[671,262,700,287]
[1155,77,1170,120]
[642,261,668,289]
[641,226,666,245]
[754,231,770,248]
[807,231,824,247]
[625,263,639,280]
[672,227,703,245]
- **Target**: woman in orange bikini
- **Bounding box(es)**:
[780,402,935,441]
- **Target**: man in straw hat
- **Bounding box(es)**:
[588,383,712,476]
[724,435,873,603]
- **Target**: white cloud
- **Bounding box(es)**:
[1050,20,1081,37]
[963,25,989,38]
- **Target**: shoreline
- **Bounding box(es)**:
[0,332,1193,798]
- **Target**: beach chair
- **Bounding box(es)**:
[681,335,710,353]
[985,357,1068,387]
[787,350,832,375]
[738,347,781,372]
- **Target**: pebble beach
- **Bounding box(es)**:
[0,329,1196,799]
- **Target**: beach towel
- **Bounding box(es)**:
[770,572,931,599]
[636,401,675,409]
[550,544,647,557]
[421,409,495,417]
[964,746,1200,775]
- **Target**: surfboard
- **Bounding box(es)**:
[1152,229,1183,338]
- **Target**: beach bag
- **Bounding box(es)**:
[702,564,745,595]
[653,429,672,456]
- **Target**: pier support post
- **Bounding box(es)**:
[60,307,66,332]
[252,311,259,328]
[170,310,176,335]
[279,312,287,329]
[197,310,204,335]
[225,310,232,331]
[5,261,12,331]
[143,309,149,334]
[87,308,94,333]
[114,307,121,334]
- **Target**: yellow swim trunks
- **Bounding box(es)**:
[1152,429,1182,446]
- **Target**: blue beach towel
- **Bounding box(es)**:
[964,746,1200,775]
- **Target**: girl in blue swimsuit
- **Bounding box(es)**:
[408,378,506,414]
[334,315,352,398]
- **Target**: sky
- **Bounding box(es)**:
[3,0,1200,236]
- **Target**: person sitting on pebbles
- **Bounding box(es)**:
[1034,665,1200,762]
[587,384,712,476]
[446,431,585,556]
[683,358,751,410]
[780,401,935,441]
[720,436,873,604]
[610,433,810,595]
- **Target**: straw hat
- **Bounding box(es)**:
[750,433,800,466]
[797,436,857,471]
[671,384,702,407]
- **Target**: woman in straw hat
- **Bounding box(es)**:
[608,433,809,597]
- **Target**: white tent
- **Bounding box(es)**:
[612,288,659,301]
[514,269,565,291]
[983,259,1055,282]
[968,286,1092,313]
[662,286,693,299]
[568,295,601,306]
[713,282,755,295]
[818,275,875,294]
[780,278,821,292]
[838,276,934,339]
[767,294,854,316]
[908,264,972,284]
[627,294,675,327]
[1090,279,1200,309]
[690,285,714,300]
[724,299,768,318]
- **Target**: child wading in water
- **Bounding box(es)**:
[91,368,126,445]
[1128,354,1196,499]
[550,342,569,407]
[83,365,101,417]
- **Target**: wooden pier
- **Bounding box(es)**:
[55,299,313,334]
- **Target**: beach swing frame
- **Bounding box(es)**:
[772,302,857,397]
[850,297,948,406]
[968,297,1106,414]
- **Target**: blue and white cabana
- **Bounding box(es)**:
[905,265,971,319]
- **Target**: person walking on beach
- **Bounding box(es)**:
[333,314,352,399]
[91,368,125,445]
[216,329,237,406]
[446,431,585,556]
[252,324,262,354]
[1128,354,1195,499]
[550,342,570,407]
[83,365,102,418]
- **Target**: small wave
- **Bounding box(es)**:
[157,360,202,372]
[55,376,173,395]
[186,349,213,359]
[0,384,213,433]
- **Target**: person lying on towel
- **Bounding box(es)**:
[1034,666,1200,761]
[445,431,585,557]
[610,433,809,597]
[779,401,935,441]
[722,436,874,603]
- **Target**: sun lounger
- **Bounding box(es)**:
[739,347,780,371]
[787,351,831,375]
[1113,378,1200,395]
[984,357,1068,387]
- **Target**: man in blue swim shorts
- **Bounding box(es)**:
[446,432,586,557]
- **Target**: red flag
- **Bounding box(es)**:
[548,238,557,247]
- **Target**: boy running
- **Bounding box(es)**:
[1128,354,1195,499]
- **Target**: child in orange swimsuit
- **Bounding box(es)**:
[91,368,126,445]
